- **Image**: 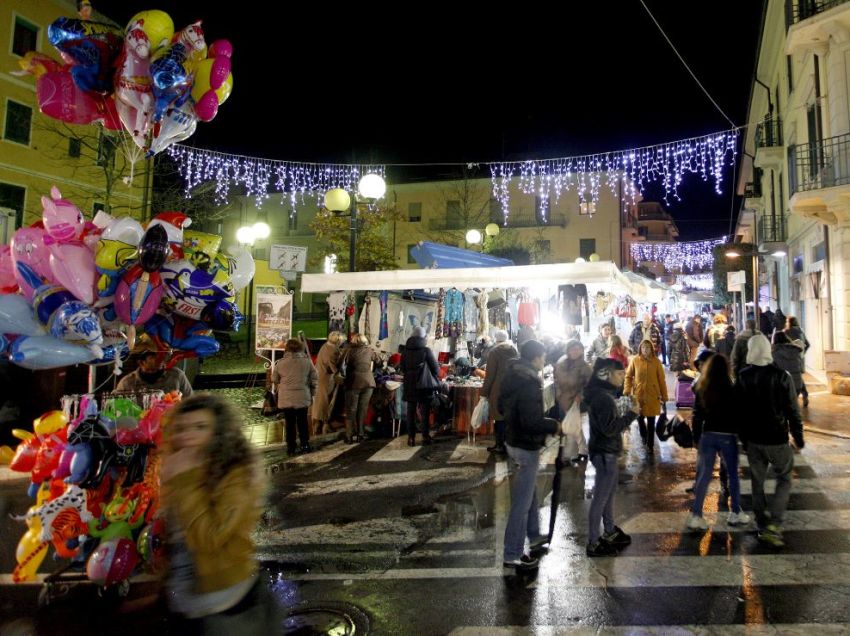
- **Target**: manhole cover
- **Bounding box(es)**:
[283,601,369,635]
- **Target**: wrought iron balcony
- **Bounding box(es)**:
[789,133,850,194]
[755,117,783,149]
[744,181,763,198]
[786,0,850,26]
[758,214,788,244]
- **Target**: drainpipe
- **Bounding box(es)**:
[754,77,774,116]
[823,225,834,353]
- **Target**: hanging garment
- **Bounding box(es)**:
[357,294,382,343]
[517,301,539,326]
[444,289,464,338]
[435,289,446,339]
[476,290,489,335]
[463,292,478,337]
[328,291,347,333]
[379,291,389,341]
[559,285,583,326]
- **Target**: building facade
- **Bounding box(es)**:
[737,0,850,381]
[1,0,150,236]
[621,201,681,282]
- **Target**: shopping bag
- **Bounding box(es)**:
[470,397,489,430]
[670,414,694,448]
[417,362,440,391]
[262,389,278,417]
[560,403,581,457]
[655,404,671,441]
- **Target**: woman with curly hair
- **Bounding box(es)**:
[161,393,276,631]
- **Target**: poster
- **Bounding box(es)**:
[256,291,293,351]
[270,244,307,272]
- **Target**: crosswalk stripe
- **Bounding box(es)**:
[287,466,482,498]
[447,624,850,635]
[367,435,421,461]
[667,477,850,495]
[622,509,850,534]
[448,443,491,464]
[288,440,357,464]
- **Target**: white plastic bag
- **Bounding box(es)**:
[471,396,489,430]
[560,403,582,457]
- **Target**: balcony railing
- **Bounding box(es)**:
[428,212,567,231]
[786,0,850,26]
[755,117,783,148]
[789,133,850,194]
[758,214,788,244]
[744,181,763,198]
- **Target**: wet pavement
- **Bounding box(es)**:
[2,380,850,634]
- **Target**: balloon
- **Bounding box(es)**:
[0,245,20,293]
[146,100,197,156]
[201,299,242,331]
[13,522,49,583]
[137,518,166,571]
[127,10,174,53]
[0,294,46,336]
[147,212,191,257]
[145,314,220,358]
[114,20,153,140]
[182,230,221,270]
[150,24,204,124]
[9,433,39,472]
[90,329,130,366]
[190,42,233,123]
[214,246,254,292]
[47,17,123,93]
[10,335,94,370]
[49,300,103,348]
[114,264,164,326]
[35,70,122,129]
[113,100,149,150]
[31,429,68,483]
[48,242,97,305]
[31,281,76,326]
[138,225,169,273]
[34,411,69,439]
[11,227,52,300]
[12,51,65,79]
[95,217,144,298]
[161,259,234,320]
[41,186,83,243]
[87,538,139,586]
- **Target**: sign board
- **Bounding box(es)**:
[825,350,850,374]
[270,244,307,273]
[727,270,745,292]
[255,291,292,351]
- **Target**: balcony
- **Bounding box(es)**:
[786,0,850,26]
[744,181,763,199]
[757,214,788,244]
[427,212,568,231]
[755,117,783,148]
[788,134,850,224]
[786,0,850,55]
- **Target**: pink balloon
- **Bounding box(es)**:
[193,91,218,122]
[48,243,96,305]
[55,447,74,479]
[114,266,164,326]
[36,70,118,128]
[209,56,231,90]
[114,21,153,139]
[208,39,233,58]
[11,227,52,300]
[41,186,84,243]
[0,245,19,293]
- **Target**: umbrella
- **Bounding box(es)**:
[548,434,567,543]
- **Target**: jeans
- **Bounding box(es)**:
[588,453,619,544]
[503,444,542,561]
[747,443,795,528]
[637,416,657,448]
[345,387,373,437]
[407,399,432,441]
[691,432,741,515]
[282,407,309,452]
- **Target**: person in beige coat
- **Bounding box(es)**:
[340,334,384,442]
[624,339,669,454]
[272,339,318,454]
[313,331,343,434]
[480,330,518,454]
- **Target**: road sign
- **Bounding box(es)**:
[270,244,307,273]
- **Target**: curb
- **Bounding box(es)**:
[804,424,850,440]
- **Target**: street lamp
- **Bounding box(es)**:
[324,174,387,272]
[725,245,787,328]
[465,229,482,245]
[237,225,259,354]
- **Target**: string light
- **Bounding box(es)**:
[630,236,728,272]
[677,273,715,291]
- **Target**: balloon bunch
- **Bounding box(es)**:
[14,6,233,157]
[3,392,179,584]
[0,187,253,371]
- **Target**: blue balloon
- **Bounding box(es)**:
[0,293,45,336]
[47,17,123,93]
[10,335,94,370]
[49,300,102,347]
[150,43,193,123]
[66,443,92,485]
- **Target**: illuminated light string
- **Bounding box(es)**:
[166,129,738,218]
[630,236,728,272]
[677,273,715,291]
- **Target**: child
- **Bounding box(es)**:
[607,334,630,368]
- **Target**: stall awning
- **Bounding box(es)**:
[301,261,634,294]
[410,242,514,269]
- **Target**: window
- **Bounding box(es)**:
[812,241,826,263]
[407,244,417,264]
[446,200,461,218]
[12,17,38,57]
[0,183,26,228]
[323,254,337,274]
[579,238,596,260]
[408,202,421,222]
[4,100,32,145]
[579,200,596,216]
[96,132,115,167]
[288,209,297,231]
[534,196,550,224]
[68,137,81,158]
[786,55,794,94]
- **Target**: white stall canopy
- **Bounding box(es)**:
[301,261,637,295]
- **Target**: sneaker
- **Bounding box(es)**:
[758,524,785,548]
[601,526,632,547]
[528,535,550,552]
[586,540,618,557]
[727,511,751,526]
[686,514,709,531]
[503,554,539,570]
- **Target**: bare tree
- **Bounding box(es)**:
[424,167,493,247]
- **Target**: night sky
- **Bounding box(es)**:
[91,0,765,240]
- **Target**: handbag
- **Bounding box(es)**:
[654,404,671,441]
[417,361,440,391]
[262,389,278,417]
[670,414,694,448]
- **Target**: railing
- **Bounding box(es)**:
[744,181,763,198]
[755,116,783,148]
[786,0,850,26]
[758,214,788,243]
[427,212,567,230]
[788,133,850,194]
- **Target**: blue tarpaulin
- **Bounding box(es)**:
[409,241,513,269]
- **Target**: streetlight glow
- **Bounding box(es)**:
[466,229,482,244]
[324,187,351,212]
[725,249,742,258]
[236,226,256,246]
[358,174,386,199]
[252,222,270,239]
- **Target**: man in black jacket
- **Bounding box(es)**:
[584,358,638,557]
[737,334,804,548]
[498,340,559,570]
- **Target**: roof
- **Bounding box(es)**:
[409,241,514,269]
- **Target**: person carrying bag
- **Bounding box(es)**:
[400,326,440,446]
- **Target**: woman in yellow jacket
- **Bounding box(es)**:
[624,339,669,454]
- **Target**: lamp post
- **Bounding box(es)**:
[324,174,387,273]
[725,245,787,329]
[237,222,269,354]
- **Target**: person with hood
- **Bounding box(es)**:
[400,326,440,446]
[685,316,704,367]
[715,324,737,359]
[585,323,612,367]
[624,339,669,454]
[584,358,638,557]
[554,339,592,460]
[628,314,662,356]
[773,308,787,339]
[772,332,805,404]
[481,330,519,454]
[341,334,384,443]
[784,316,810,406]
[312,331,344,435]
[667,323,690,372]
[272,339,318,454]
[731,319,759,379]
[736,334,804,548]
[498,340,560,570]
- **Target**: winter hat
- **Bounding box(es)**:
[411,326,426,338]
[746,333,773,366]
[593,357,624,382]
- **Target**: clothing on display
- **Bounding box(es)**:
[379,291,389,341]
[476,291,490,335]
[517,300,539,327]
[464,293,478,338]
[444,289,464,339]
[435,289,446,339]
[358,293,383,343]
[328,291,347,333]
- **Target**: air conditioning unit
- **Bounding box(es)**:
[0,208,16,244]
